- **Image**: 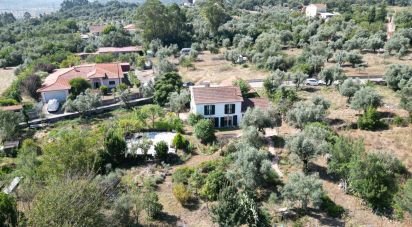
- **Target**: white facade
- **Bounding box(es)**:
[41,90,69,103]
[190,93,242,128]
[306,4,327,17]
[90,78,122,89]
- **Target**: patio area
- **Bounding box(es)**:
[126,132,177,156]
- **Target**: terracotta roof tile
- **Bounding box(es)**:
[97,46,142,54]
[38,63,125,92]
[191,86,243,104]
[242,98,271,112]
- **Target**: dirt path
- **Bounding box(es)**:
[156,152,220,227]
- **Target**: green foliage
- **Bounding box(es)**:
[100,85,109,95]
[41,129,102,178]
[140,191,163,219]
[154,72,183,106]
[263,69,285,96]
[211,186,270,227]
[384,64,412,91]
[348,151,406,211]
[241,107,282,132]
[0,110,21,143]
[281,172,323,210]
[187,113,203,126]
[64,89,101,116]
[319,194,345,218]
[291,71,308,90]
[350,87,382,112]
[27,178,106,227]
[14,139,42,184]
[59,54,80,68]
[319,66,346,86]
[137,0,190,46]
[154,141,169,161]
[135,104,164,129]
[69,78,91,99]
[339,79,361,102]
[394,179,412,218]
[286,100,328,129]
[173,183,192,205]
[228,143,276,190]
[232,78,251,96]
[168,90,190,115]
[357,106,386,130]
[194,119,216,144]
[327,137,365,180]
[0,193,17,227]
[400,79,412,116]
[0,98,18,107]
[172,167,195,185]
[172,133,187,150]
[103,129,127,166]
[200,170,227,201]
[201,0,231,33]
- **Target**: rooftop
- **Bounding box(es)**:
[38,63,127,92]
[97,46,143,54]
[191,86,244,104]
[242,98,271,112]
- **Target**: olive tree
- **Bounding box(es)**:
[232,78,251,96]
[319,65,346,86]
[64,89,101,116]
[291,71,308,91]
[286,101,329,129]
[286,133,321,173]
[281,172,323,210]
[168,90,190,116]
[345,51,363,68]
[350,87,383,112]
[194,119,215,144]
[241,107,282,133]
[339,79,361,102]
[383,64,412,91]
[400,79,412,117]
[263,69,285,96]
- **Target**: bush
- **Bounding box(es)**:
[0,98,18,106]
[172,183,192,205]
[393,116,408,127]
[194,119,215,144]
[357,106,386,130]
[100,86,109,95]
[319,194,345,218]
[172,167,194,184]
[172,133,187,150]
[187,113,203,126]
[154,141,168,161]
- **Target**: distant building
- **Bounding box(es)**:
[123,24,137,33]
[305,4,327,17]
[387,16,396,40]
[89,25,106,36]
[37,63,130,103]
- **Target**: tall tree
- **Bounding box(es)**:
[154,72,183,106]
[0,193,18,227]
[201,0,231,34]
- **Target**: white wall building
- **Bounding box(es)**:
[190,86,243,128]
[305,4,327,17]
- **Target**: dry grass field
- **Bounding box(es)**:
[0,68,16,94]
[178,51,269,85]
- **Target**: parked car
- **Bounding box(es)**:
[305,78,319,86]
[318,80,327,86]
[180,48,191,56]
[47,99,60,113]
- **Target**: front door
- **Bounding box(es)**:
[94,82,100,89]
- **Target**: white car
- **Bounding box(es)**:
[305,78,319,86]
[318,80,327,86]
[47,99,60,113]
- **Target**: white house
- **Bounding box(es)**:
[305,4,327,17]
[190,86,243,128]
[38,63,129,103]
[189,85,271,128]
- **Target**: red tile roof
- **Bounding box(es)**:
[311,3,327,9]
[89,25,105,34]
[242,98,271,112]
[191,86,243,104]
[38,63,125,92]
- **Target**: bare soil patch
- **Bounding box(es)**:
[0,67,16,94]
[178,51,269,85]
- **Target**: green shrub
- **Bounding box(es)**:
[200,170,226,201]
[319,194,345,218]
[187,113,203,126]
[393,116,408,127]
[0,98,18,106]
[172,183,192,205]
[172,167,195,184]
[357,106,386,130]
[100,86,109,95]
[172,133,187,150]
[154,141,168,161]
[194,119,215,144]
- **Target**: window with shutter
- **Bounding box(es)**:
[224,104,229,114]
[211,105,215,115]
[231,104,235,114]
